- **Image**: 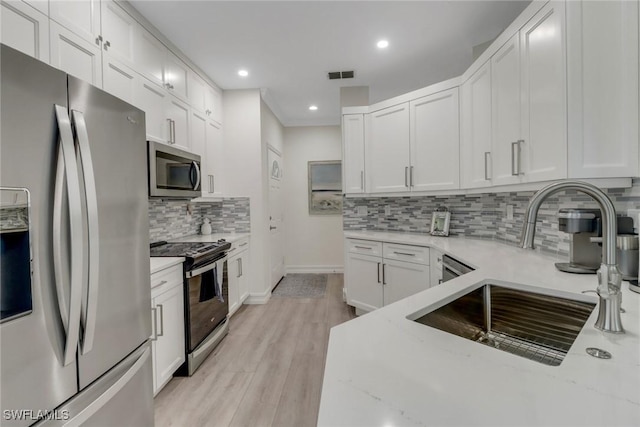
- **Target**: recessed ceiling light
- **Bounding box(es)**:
[377,39,389,49]
[309,105,318,111]
[238,69,249,77]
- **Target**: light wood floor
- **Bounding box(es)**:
[154,274,355,427]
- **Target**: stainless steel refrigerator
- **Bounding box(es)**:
[0,45,153,426]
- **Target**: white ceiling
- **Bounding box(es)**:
[129,0,531,127]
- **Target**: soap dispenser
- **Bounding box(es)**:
[201,218,212,235]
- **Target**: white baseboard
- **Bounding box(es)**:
[244,289,271,304]
[285,265,344,274]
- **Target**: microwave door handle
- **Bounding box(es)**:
[53,105,84,367]
[192,161,201,191]
[72,110,100,355]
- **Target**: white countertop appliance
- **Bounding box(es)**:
[0,44,153,426]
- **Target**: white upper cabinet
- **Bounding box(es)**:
[566,0,639,178]
[491,33,523,186]
[204,120,224,196]
[519,1,567,182]
[0,0,49,62]
[49,0,101,46]
[164,51,189,101]
[134,28,165,86]
[342,114,366,193]
[165,94,190,150]
[188,71,207,113]
[102,54,136,105]
[461,61,492,189]
[190,109,207,159]
[134,76,168,143]
[50,21,102,86]
[100,0,137,66]
[409,88,460,191]
[205,86,223,124]
[365,103,411,193]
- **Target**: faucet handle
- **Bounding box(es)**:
[589,237,603,244]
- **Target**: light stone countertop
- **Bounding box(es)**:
[149,257,184,275]
[318,231,640,426]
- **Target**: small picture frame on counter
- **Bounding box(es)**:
[430,208,451,236]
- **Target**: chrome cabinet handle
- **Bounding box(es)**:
[72,110,100,355]
[405,167,409,187]
[150,307,158,341]
[511,140,524,176]
[237,259,242,278]
[511,141,518,176]
[484,151,491,180]
[95,35,103,46]
[209,175,214,193]
[382,263,387,285]
[171,120,176,144]
[354,245,372,250]
[360,170,364,190]
[239,242,248,247]
[154,280,168,288]
[103,40,110,51]
[438,279,443,284]
[410,166,414,187]
[156,304,164,337]
[393,251,415,257]
[166,119,173,144]
[270,226,277,230]
[53,105,84,367]
[377,262,381,283]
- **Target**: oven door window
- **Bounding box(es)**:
[155,151,199,191]
[185,260,228,351]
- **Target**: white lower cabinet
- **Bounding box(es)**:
[430,249,444,286]
[227,238,250,316]
[150,264,185,396]
[345,239,430,313]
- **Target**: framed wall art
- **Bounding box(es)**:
[308,161,342,215]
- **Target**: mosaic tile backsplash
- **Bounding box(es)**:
[149,198,250,242]
[343,179,640,257]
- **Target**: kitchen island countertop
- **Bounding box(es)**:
[319,231,640,426]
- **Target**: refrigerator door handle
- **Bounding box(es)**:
[72,110,100,355]
[53,105,84,367]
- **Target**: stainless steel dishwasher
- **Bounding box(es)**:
[441,255,474,282]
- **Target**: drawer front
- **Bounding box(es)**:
[151,264,183,293]
[383,243,429,265]
[228,237,250,256]
[346,239,383,256]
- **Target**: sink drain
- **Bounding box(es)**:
[586,347,612,359]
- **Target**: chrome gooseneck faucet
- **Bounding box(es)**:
[520,180,624,334]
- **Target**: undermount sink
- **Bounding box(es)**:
[412,284,596,366]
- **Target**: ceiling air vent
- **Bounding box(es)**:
[328,71,355,80]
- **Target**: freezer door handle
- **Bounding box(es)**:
[53,105,84,367]
[72,110,100,355]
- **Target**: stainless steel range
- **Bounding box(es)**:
[150,239,231,376]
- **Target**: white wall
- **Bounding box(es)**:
[283,126,344,273]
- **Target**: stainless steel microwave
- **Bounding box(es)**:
[148,141,202,198]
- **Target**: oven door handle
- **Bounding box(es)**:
[186,257,226,278]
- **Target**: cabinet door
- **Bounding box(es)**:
[345,253,383,312]
[134,28,165,86]
[365,103,411,193]
[429,249,443,287]
[410,88,460,191]
[342,114,366,193]
[100,0,137,66]
[0,0,49,62]
[227,254,241,315]
[238,248,250,303]
[190,110,207,159]
[205,120,224,196]
[50,0,101,46]
[188,71,207,113]
[520,1,567,182]
[50,21,102,86]
[205,86,223,124]
[566,0,639,178]
[135,76,168,143]
[461,61,492,189]
[166,95,190,150]
[382,259,429,306]
[152,284,185,395]
[102,54,136,105]
[491,33,523,186]
[165,51,189,101]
